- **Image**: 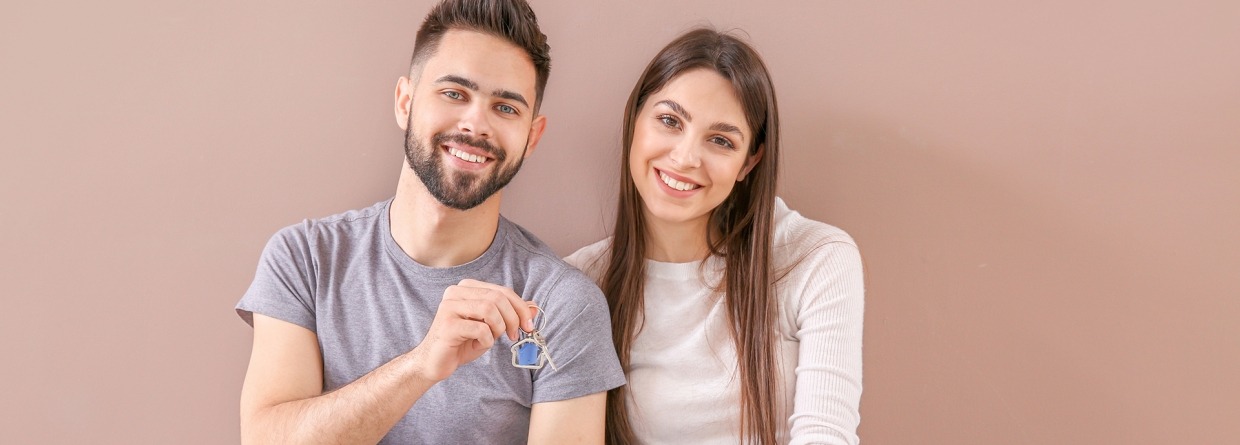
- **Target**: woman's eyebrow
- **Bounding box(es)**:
[654,99,692,121]
[656,99,745,141]
[710,122,745,141]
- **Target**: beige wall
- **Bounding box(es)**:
[3,1,1237,443]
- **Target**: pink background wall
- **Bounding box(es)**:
[3,1,1237,443]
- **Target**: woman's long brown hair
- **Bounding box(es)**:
[602,28,782,444]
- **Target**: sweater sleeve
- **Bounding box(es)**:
[788,240,865,445]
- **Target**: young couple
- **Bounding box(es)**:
[235,0,863,444]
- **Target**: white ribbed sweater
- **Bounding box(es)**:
[565,198,864,445]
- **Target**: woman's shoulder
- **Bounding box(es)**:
[773,197,858,253]
[771,196,863,285]
[564,237,612,282]
[771,198,864,316]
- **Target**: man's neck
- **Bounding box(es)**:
[390,166,502,268]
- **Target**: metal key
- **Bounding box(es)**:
[531,331,558,371]
[511,304,558,371]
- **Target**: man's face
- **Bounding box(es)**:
[398,30,545,210]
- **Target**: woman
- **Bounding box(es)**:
[566,28,864,445]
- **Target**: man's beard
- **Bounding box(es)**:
[404,122,526,211]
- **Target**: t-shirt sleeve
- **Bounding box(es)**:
[789,241,865,445]
[235,223,318,333]
[529,269,626,404]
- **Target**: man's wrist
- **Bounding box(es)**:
[404,344,442,385]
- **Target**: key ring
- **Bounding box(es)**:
[511,304,558,371]
[522,303,547,334]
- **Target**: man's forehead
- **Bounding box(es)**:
[420,29,537,97]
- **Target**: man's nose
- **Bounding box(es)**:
[457,103,493,139]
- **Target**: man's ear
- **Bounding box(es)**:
[521,114,548,159]
[395,76,413,130]
[737,143,764,181]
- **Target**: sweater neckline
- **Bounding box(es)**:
[644,256,724,280]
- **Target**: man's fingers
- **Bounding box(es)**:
[454,280,534,338]
[460,279,535,333]
[441,297,508,340]
[439,317,495,350]
[463,320,495,351]
[419,283,531,382]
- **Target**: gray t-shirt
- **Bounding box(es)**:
[236,199,625,444]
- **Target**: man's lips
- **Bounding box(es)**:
[446,145,491,164]
[433,132,504,163]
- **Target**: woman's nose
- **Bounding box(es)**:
[667,138,701,169]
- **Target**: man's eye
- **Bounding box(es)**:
[497,104,517,115]
[444,91,463,100]
[659,115,680,129]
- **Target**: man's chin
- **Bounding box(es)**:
[436,194,491,211]
[430,184,495,211]
[411,157,517,211]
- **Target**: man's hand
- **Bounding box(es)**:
[240,281,536,444]
[413,279,537,381]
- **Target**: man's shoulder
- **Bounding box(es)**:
[293,199,388,235]
[267,200,390,248]
[497,218,602,296]
[498,218,572,269]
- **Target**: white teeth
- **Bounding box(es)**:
[448,147,485,163]
[659,171,699,191]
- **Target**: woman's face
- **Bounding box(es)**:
[629,68,762,229]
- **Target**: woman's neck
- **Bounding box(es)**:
[642,210,713,263]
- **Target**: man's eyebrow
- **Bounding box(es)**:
[710,122,746,141]
[435,75,479,91]
[654,100,692,122]
[493,89,529,109]
[435,75,530,110]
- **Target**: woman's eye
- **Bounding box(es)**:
[710,136,736,149]
[659,115,680,129]
[496,104,517,115]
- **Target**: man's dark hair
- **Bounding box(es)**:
[410,0,551,111]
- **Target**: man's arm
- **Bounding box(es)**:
[528,392,607,445]
[239,314,434,445]
[239,280,535,445]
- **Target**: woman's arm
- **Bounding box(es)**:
[788,241,865,445]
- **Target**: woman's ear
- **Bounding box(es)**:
[737,144,765,181]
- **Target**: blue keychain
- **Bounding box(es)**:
[511,305,558,371]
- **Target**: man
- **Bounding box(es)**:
[235,0,625,443]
